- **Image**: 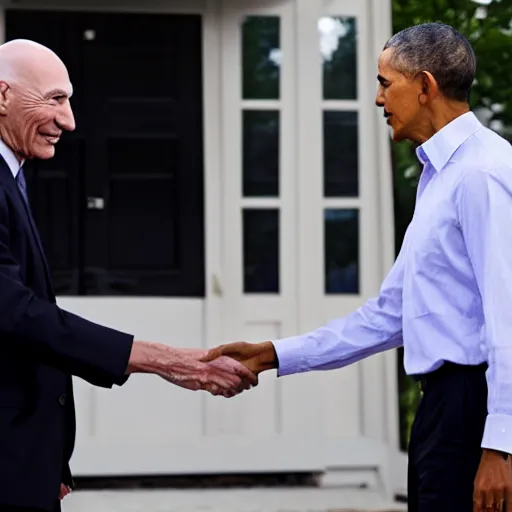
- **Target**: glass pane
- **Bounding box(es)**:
[243,209,279,293]
[319,16,357,100]
[324,111,358,197]
[242,16,281,99]
[243,110,279,197]
[324,209,359,294]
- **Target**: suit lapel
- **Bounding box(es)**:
[0,156,55,299]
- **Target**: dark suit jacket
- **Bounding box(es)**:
[0,155,134,510]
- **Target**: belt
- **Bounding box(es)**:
[412,361,488,394]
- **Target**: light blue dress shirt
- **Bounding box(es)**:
[273,111,512,454]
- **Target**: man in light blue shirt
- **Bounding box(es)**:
[203,22,512,511]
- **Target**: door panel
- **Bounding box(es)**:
[5,10,205,297]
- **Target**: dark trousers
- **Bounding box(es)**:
[408,362,488,511]
[0,501,61,512]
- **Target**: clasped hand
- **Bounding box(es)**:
[128,340,276,398]
[164,341,276,398]
[159,347,258,397]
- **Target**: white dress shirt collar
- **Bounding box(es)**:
[415,111,482,173]
[0,139,24,179]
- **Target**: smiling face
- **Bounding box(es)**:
[0,41,75,161]
[375,48,428,143]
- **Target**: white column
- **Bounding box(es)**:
[280,0,326,439]
[369,0,399,453]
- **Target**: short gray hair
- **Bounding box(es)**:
[383,22,476,102]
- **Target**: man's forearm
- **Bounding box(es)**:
[272,300,403,377]
[126,341,258,395]
[126,341,186,377]
[126,341,161,374]
[270,250,405,377]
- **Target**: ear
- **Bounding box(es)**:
[0,82,11,116]
[418,71,439,104]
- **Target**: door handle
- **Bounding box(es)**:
[87,197,105,210]
[84,29,96,41]
[212,274,223,297]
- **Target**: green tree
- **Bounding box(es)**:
[391,0,512,450]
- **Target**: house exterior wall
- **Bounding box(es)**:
[0,0,404,497]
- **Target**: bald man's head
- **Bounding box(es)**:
[0,39,75,161]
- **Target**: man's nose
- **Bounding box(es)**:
[375,95,385,108]
[375,86,384,107]
[56,100,76,132]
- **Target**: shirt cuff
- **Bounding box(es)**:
[271,336,308,377]
[482,413,512,454]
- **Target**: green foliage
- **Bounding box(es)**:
[393,0,512,125]
[391,0,512,451]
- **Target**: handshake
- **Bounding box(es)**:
[126,340,279,397]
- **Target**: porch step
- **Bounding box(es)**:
[62,488,406,512]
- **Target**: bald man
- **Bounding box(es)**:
[0,39,256,512]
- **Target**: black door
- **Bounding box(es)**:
[5,10,205,297]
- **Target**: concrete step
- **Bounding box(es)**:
[61,488,406,512]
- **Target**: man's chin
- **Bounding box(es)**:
[33,146,56,160]
[391,128,406,143]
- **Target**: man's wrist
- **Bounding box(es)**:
[126,341,167,375]
[483,448,510,461]
[255,341,279,373]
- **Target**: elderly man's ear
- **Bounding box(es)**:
[0,82,11,116]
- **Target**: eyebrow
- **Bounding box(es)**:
[377,74,390,85]
[45,88,72,99]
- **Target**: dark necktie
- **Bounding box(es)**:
[14,166,53,291]
[16,167,28,204]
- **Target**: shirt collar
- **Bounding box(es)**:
[415,111,482,172]
[0,139,23,179]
